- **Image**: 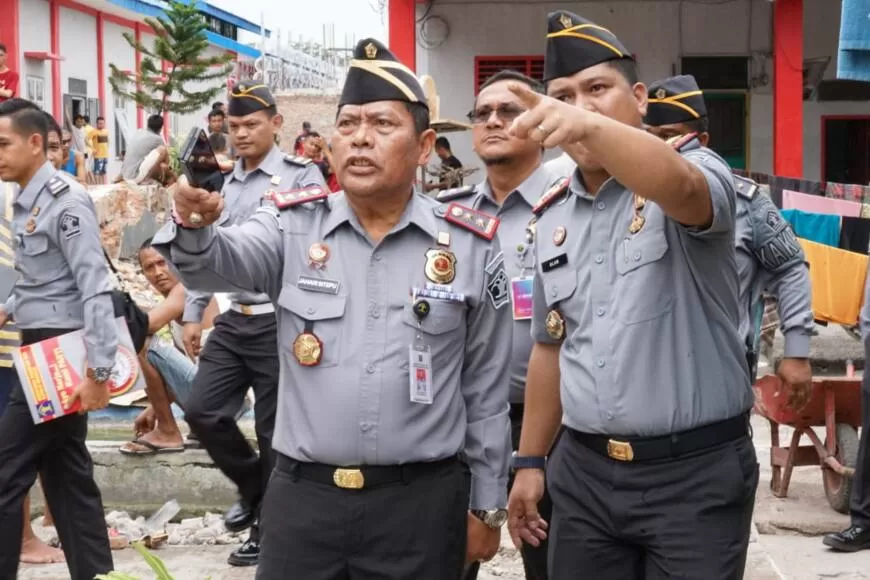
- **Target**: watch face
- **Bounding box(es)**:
[489,509,508,527]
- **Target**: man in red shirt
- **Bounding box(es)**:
[0,44,18,103]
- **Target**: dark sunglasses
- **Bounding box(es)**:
[466,104,526,125]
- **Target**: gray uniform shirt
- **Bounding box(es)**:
[153,191,512,509]
[183,145,326,322]
[9,163,117,368]
[120,129,165,180]
[531,144,753,436]
[471,166,558,404]
[733,178,813,358]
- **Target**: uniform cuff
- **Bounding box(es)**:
[782,330,811,359]
[87,351,117,369]
[182,304,206,324]
[469,475,508,510]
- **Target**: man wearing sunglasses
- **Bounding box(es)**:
[440,69,565,580]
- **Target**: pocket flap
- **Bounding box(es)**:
[278,284,346,321]
[20,234,48,256]
[542,271,578,307]
[402,300,464,335]
[616,233,668,275]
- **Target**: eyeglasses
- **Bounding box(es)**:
[466,104,526,125]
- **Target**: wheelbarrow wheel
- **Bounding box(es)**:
[823,423,860,514]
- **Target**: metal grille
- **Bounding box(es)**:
[474,56,544,94]
[68,77,87,96]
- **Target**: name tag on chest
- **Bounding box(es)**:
[297,276,340,295]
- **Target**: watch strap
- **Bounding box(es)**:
[512,454,547,470]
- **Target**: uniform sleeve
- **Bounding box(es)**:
[151,207,285,302]
[55,199,118,368]
[462,246,512,510]
[749,194,814,358]
[3,296,13,318]
[679,150,736,238]
[530,270,561,344]
[296,163,328,189]
[182,289,213,324]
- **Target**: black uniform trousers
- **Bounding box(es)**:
[850,379,870,527]
[0,329,112,580]
[547,425,758,580]
[256,456,470,580]
[184,310,279,539]
[463,404,551,580]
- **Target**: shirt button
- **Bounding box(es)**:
[596,358,605,368]
[597,201,605,210]
[373,253,382,262]
[366,364,375,374]
[361,423,372,432]
[606,412,614,420]
[306,306,316,315]
[370,306,380,319]
[551,286,558,297]
[596,307,605,317]
[634,252,642,261]
[595,255,604,264]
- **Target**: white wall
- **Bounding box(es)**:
[18,0,52,114]
[103,20,137,175]
[417,0,870,182]
[59,6,98,104]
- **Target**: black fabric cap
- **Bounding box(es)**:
[544,11,633,82]
[227,83,276,117]
[338,38,427,108]
[644,75,707,127]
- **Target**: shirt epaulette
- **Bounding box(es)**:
[268,186,329,209]
[435,184,476,203]
[284,155,313,167]
[733,175,758,200]
[45,175,70,197]
[666,132,700,153]
[437,202,499,241]
[531,177,570,216]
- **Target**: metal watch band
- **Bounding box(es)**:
[88,367,113,384]
[471,509,508,529]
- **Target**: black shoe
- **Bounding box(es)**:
[224,501,256,533]
[227,537,260,567]
[823,525,870,552]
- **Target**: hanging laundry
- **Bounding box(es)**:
[838,0,870,82]
[840,217,870,254]
[781,209,841,247]
[826,181,870,203]
[783,190,862,217]
[799,238,868,325]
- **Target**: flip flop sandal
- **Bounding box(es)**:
[119,438,185,456]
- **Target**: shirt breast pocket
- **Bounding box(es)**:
[614,229,674,325]
[16,234,51,279]
[401,300,465,337]
[277,285,347,368]
[542,270,579,308]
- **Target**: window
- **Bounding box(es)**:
[474,56,544,94]
[68,77,87,96]
[26,76,44,110]
[681,56,749,90]
[200,12,238,41]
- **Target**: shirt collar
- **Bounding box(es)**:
[323,191,439,242]
[228,145,284,183]
[569,169,623,201]
[14,162,55,211]
[477,164,555,211]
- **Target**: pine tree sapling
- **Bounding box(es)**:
[109,0,234,117]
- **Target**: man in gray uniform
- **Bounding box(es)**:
[507,12,759,579]
[644,74,814,393]
[153,39,512,579]
[0,98,116,580]
[443,69,558,580]
[180,82,325,567]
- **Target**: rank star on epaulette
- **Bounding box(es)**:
[443,203,499,240]
[435,185,476,203]
[46,175,70,197]
[532,177,570,215]
[284,155,313,167]
[271,187,329,209]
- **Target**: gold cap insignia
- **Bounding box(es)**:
[655,88,667,99]
[560,14,572,29]
[424,248,457,284]
[364,42,377,59]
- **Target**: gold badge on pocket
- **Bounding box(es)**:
[293,332,323,366]
[546,310,565,340]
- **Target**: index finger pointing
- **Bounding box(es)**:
[507,81,543,108]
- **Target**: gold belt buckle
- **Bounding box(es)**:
[240,304,253,316]
[607,439,634,462]
[333,468,365,489]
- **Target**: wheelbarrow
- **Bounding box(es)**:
[753,375,862,513]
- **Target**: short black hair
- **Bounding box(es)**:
[208,131,226,153]
[96,116,105,122]
[212,102,224,110]
[146,114,164,133]
[137,237,154,266]
[43,112,62,138]
[479,70,545,97]
[306,131,321,139]
[83,115,90,123]
[682,116,710,135]
[208,109,225,120]
[0,98,49,153]
[435,136,450,150]
[302,121,311,129]
[0,43,7,54]
[607,59,639,85]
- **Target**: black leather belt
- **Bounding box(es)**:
[20,328,76,346]
[567,413,750,463]
[275,454,461,490]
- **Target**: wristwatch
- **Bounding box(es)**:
[512,452,547,471]
[471,509,508,529]
[87,367,113,385]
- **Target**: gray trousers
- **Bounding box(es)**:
[548,431,758,579]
